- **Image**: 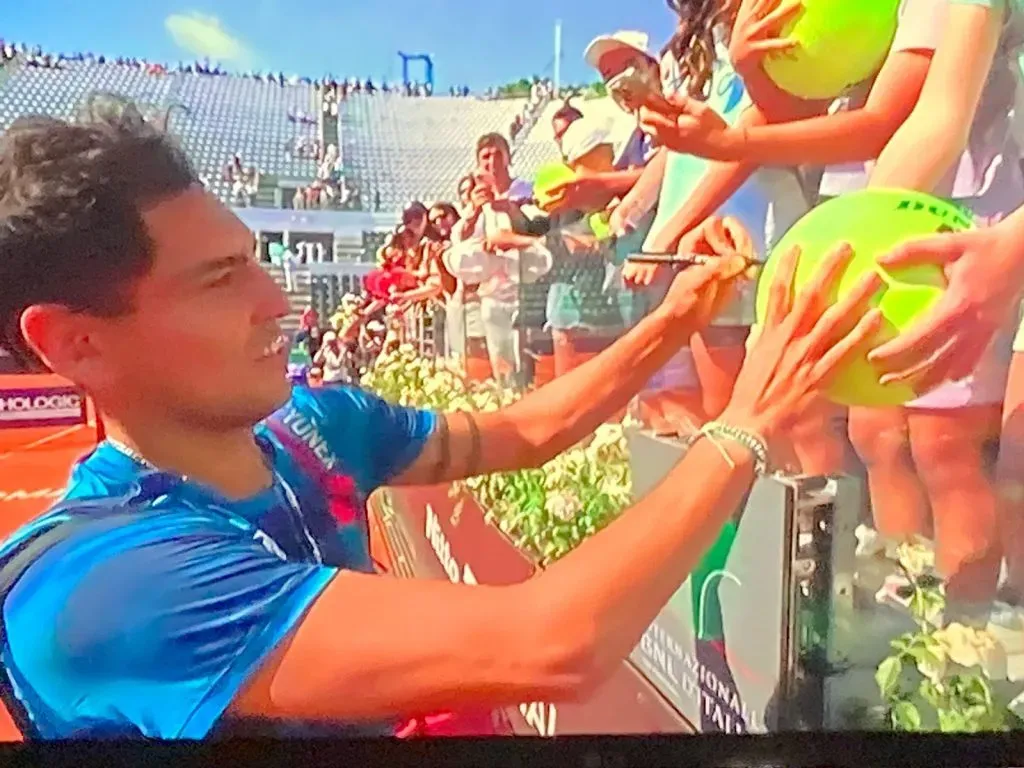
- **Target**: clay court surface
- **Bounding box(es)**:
[0,374,100,540]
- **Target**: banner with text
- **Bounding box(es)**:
[0,386,87,429]
[627,431,789,734]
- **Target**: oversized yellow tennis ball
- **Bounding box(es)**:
[763,0,902,100]
[533,162,576,212]
[755,189,974,407]
[589,211,613,240]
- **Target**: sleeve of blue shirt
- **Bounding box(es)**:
[296,385,437,492]
[3,512,336,739]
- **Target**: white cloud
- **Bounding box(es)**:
[164,12,255,66]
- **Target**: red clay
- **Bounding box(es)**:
[0,374,99,539]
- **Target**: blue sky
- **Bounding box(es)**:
[3,1,678,90]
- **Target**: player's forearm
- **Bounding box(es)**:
[494,305,693,470]
[530,434,757,689]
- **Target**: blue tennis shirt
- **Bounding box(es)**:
[0,385,435,739]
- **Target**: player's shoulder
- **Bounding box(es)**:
[3,485,239,569]
[279,383,383,420]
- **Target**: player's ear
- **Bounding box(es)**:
[20,304,110,385]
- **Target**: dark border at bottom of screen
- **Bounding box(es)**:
[0,732,1022,768]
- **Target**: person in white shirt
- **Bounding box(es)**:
[446,174,553,384]
[313,331,353,385]
[475,133,533,204]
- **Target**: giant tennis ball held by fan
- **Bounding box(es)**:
[755,189,974,407]
[762,0,902,100]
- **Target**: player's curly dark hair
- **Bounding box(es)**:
[663,0,736,99]
[0,111,196,370]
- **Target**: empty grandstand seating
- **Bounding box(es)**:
[341,94,557,209]
[0,58,320,205]
[169,75,319,201]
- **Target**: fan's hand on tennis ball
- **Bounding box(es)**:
[719,244,884,441]
[729,0,802,73]
[868,226,1024,393]
[639,98,731,158]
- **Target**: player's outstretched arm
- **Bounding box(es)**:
[232,244,883,724]
[390,224,743,486]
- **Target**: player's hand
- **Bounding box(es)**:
[868,226,1024,393]
[624,216,755,288]
[657,216,758,325]
[729,0,802,74]
[639,98,736,159]
[720,243,883,440]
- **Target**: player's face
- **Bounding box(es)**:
[95,186,292,429]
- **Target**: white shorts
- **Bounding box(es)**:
[906,325,1011,409]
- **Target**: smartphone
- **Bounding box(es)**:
[607,66,674,114]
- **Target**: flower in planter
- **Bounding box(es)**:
[545,490,581,522]
[895,540,936,580]
[933,623,1008,681]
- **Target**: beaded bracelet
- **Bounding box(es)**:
[682,421,770,476]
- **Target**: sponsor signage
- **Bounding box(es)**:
[375,486,534,585]
[0,386,86,429]
[627,431,789,733]
[375,485,691,736]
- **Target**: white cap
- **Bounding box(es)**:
[583,31,654,71]
[561,118,614,164]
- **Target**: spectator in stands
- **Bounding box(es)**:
[267,243,297,293]
[393,203,462,352]
[446,173,553,384]
[537,34,658,219]
[295,306,322,353]
[456,174,475,217]
[313,331,357,386]
[475,133,533,203]
[402,202,430,244]
[541,120,632,378]
[584,32,658,170]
